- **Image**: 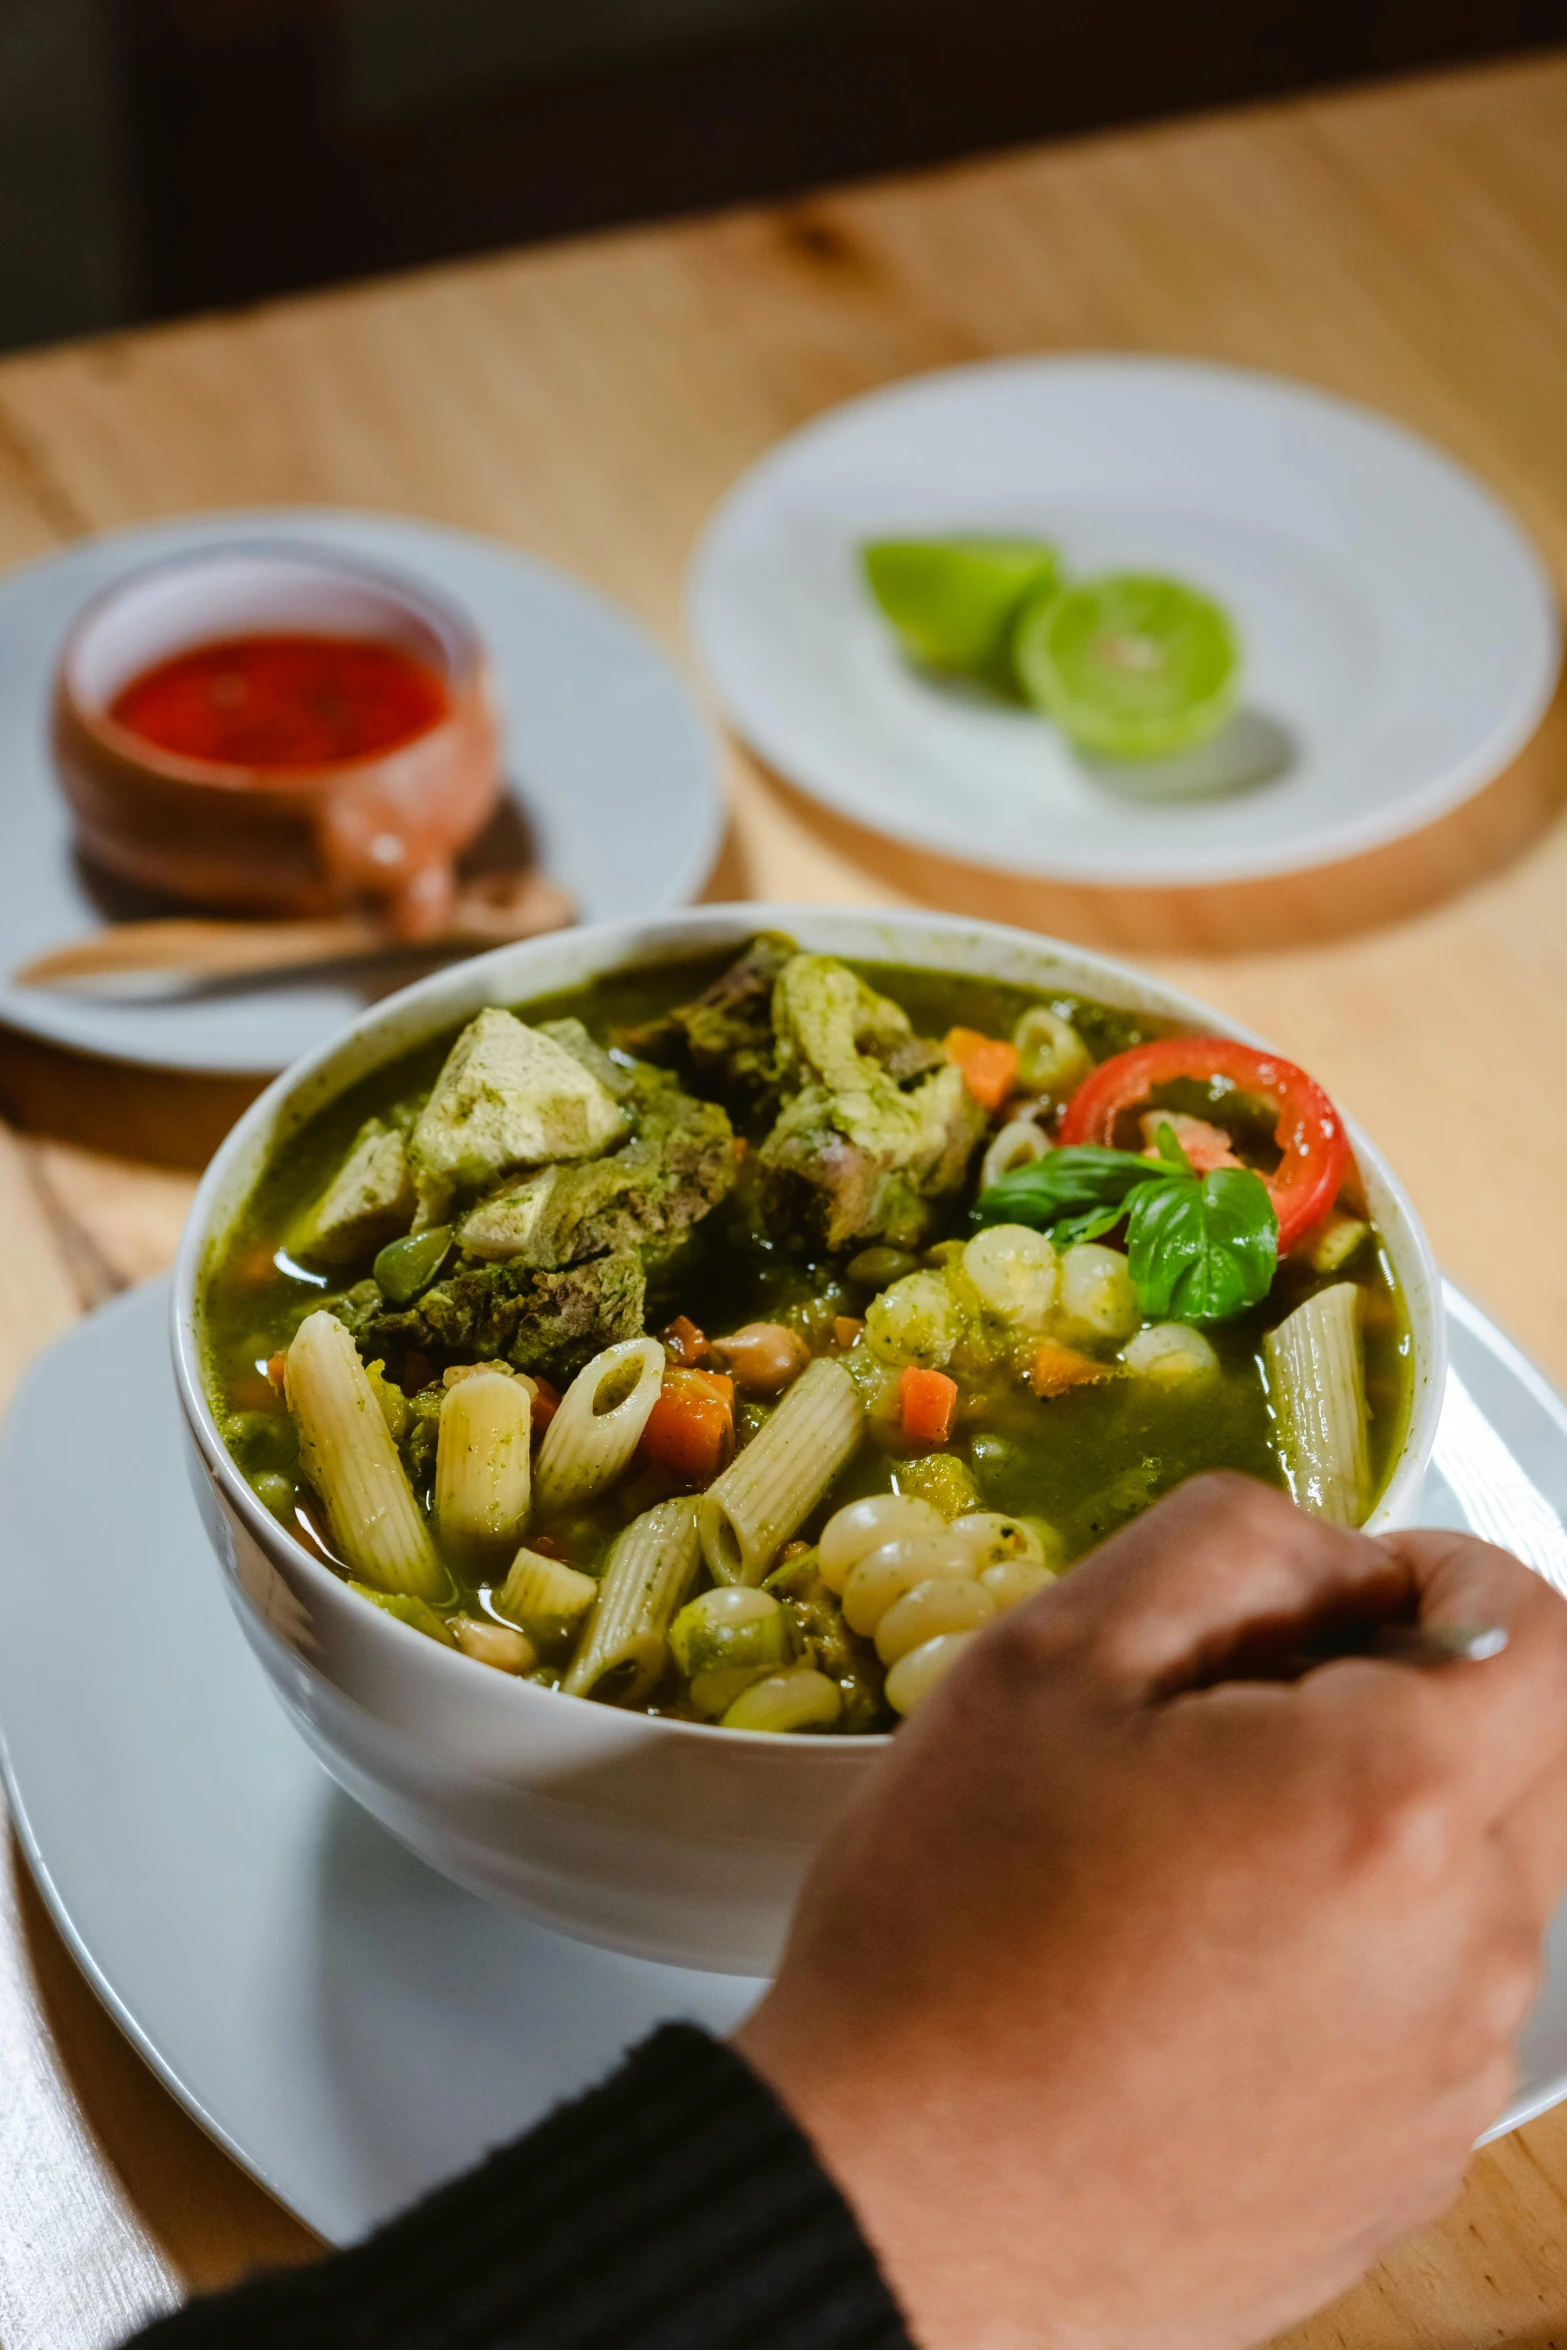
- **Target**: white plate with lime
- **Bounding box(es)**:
[689,357,1559,888]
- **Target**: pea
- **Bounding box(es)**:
[969,1432,1031,1514]
[847,1245,921,1292]
[249,1471,296,1522]
[374,1224,453,1306]
[228,1410,298,1474]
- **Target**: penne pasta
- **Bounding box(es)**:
[699,1356,864,1586]
[1264,1283,1369,1526]
[496,1548,598,1654]
[285,1311,447,1601]
[562,1497,702,1706]
[532,1337,666,1518]
[980,1116,1051,1195]
[434,1370,532,1575]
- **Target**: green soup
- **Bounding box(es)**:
[202,939,1412,1735]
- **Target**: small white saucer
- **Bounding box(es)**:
[0,511,724,1076]
[1,1278,1564,2243]
[689,356,1559,888]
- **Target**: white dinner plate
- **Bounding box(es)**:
[1,1278,1565,2255]
[0,511,723,1075]
[689,357,1559,887]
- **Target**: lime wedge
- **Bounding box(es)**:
[1013,572,1240,758]
[862,538,1060,678]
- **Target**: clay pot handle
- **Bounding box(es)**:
[314,790,459,942]
[389,859,458,943]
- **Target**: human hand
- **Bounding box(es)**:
[737,1474,1567,2350]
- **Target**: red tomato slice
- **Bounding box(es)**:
[1059,1037,1350,1254]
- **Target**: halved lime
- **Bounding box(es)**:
[862,538,1060,678]
[1013,572,1240,758]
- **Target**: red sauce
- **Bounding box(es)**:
[109,634,449,769]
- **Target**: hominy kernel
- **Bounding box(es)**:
[885,1631,978,1716]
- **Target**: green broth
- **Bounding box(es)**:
[202,948,1412,1719]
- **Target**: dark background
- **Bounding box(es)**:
[4,0,1566,357]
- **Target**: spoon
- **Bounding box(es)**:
[14,871,574,997]
[1285,1620,1509,1676]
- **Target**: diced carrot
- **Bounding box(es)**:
[265,1351,287,1393]
[944,1027,1020,1114]
[661,1314,709,1365]
[1028,1345,1115,1400]
[899,1363,958,1447]
[231,1366,281,1412]
[832,1315,864,1351]
[237,1239,279,1288]
[528,1375,561,1435]
[638,1368,736,1485]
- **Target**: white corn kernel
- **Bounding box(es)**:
[1121,1322,1220,1384]
[818,1492,944,1593]
[1057,1244,1139,1341]
[875,1573,996,1666]
[946,1510,1050,1573]
[885,1631,977,1716]
[842,1532,974,1635]
[962,1224,1058,1332]
[864,1271,962,1369]
[980,1556,1057,1610]
[721,1667,843,1733]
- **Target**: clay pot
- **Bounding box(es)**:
[53,544,502,941]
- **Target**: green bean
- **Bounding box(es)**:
[373,1224,453,1306]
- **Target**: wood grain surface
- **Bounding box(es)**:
[1,48,1566,2349]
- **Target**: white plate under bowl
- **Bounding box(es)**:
[689,356,1559,888]
[0,511,723,1075]
[2,1278,1565,2253]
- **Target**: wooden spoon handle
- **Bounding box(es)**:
[16,874,574,990]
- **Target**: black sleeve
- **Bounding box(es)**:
[127,2024,915,2350]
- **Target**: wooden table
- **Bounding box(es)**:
[3,48,1567,2349]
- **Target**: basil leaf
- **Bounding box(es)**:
[1048,1202,1133,1246]
[972,1144,1173,1232]
[1149,1119,1194,1175]
[971,1135,1278,1322]
[1125,1166,1278,1322]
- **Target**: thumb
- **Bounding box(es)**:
[1040,1472,1411,1700]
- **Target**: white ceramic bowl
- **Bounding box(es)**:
[172,906,1446,1974]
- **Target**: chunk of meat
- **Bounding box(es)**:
[620,933,795,1113]
[760,1057,985,1253]
[534,1017,638,1100]
[408,1008,629,1224]
[287,1119,415,1266]
[773,954,921,1090]
[455,1066,738,1266]
[758,955,987,1253]
[341,1249,646,1385]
